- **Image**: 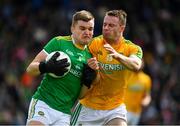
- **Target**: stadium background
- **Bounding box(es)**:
[0,0,180,124]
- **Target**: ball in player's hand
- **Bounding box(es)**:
[46,51,71,78]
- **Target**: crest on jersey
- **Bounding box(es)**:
[106,54,113,61]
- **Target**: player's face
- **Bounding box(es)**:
[102,15,124,42]
[71,19,94,45]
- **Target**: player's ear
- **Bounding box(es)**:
[120,25,125,32]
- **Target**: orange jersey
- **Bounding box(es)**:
[124,71,151,114]
[80,35,143,110]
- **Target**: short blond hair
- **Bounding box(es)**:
[72,10,94,26]
[106,10,127,26]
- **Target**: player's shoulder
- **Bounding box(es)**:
[140,72,151,82]
[89,35,103,45]
[54,35,72,42]
[124,38,142,50]
[124,39,137,46]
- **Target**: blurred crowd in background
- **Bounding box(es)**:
[0,0,180,125]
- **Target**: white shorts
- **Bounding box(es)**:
[127,111,140,125]
[26,98,71,126]
[71,102,127,126]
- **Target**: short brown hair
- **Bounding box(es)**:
[106,10,127,26]
[72,10,94,26]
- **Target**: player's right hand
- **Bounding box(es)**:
[39,52,70,75]
[87,57,99,70]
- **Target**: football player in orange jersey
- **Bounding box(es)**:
[124,63,152,125]
[71,10,143,126]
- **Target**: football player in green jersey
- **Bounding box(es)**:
[26,10,96,126]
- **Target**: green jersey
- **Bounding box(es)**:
[33,36,92,114]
